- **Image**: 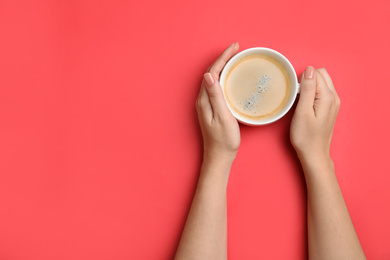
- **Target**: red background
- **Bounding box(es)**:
[1,0,389,259]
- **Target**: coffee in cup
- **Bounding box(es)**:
[220,48,300,125]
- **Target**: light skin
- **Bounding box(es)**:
[291,66,366,260]
[174,43,366,260]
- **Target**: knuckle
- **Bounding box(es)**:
[207,89,220,99]
[336,97,341,107]
[195,97,205,109]
[195,100,201,110]
[215,113,230,123]
[322,92,333,103]
[208,70,220,80]
[301,78,316,87]
[301,81,316,92]
[211,71,219,79]
[330,93,336,103]
[318,68,328,73]
[329,93,336,104]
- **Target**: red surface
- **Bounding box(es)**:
[1,0,389,259]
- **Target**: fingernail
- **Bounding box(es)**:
[230,42,238,48]
[304,66,314,79]
[204,73,214,87]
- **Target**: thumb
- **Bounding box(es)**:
[296,66,317,112]
[203,72,230,118]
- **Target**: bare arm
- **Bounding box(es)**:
[290,67,366,260]
[174,158,232,260]
[175,43,240,260]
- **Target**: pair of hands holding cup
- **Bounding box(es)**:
[175,43,365,260]
[196,42,340,173]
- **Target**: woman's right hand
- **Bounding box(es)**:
[290,66,341,166]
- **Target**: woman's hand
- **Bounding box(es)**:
[196,43,240,163]
[290,66,340,166]
[175,43,241,260]
[290,67,366,260]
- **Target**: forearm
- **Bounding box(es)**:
[174,157,233,260]
[177,42,240,260]
[301,156,366,260]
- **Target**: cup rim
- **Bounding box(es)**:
[220,47,299,126]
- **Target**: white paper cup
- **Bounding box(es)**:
[220,47,300,126]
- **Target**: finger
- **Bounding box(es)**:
[315,71,339,136]
[315,71,333,98]
[317,68,338,97]
[206,42,238,72]
[296,66,317,113]
[203,72,230,120]
[314,71,335,115]
[208,42,239,78]
[196,80,212,121]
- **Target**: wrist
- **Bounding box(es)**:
[297,149,331,167]
[203,149,237,165]
[200,152,235,187]
[300,153,333,169]
[298,152,335,180]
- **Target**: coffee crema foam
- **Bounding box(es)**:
[224,54,291,120]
